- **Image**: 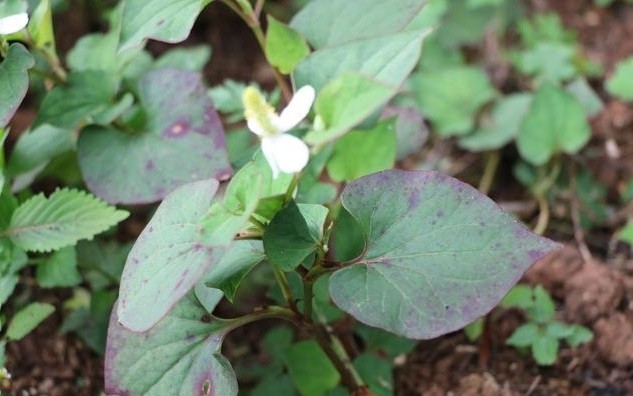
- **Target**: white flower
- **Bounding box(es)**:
[0,12,28,35]
[243,85,315,178]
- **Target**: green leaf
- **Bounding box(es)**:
[0,43,34,128]
[0,275,18,310]
[67,32,119,72]
[7,124,74,178]
[154,45,212,71]
[117,179,224,332]
[27,0,55,53]
[619,222,633,245]
[34,71,117,130]
[329,207,365,262]
[517,84,590,165]
[6,302,55,341]
[382,106,429,161]
[411,67,496,136]
[306,73,393,146]
[265,16,310,75]
[327,120,397,182]
[566,78,604,117]
[105,293,238,396]
[329,170,560,339]
[500,284,534,310]
[76,240,129,290]
[200,240,265,302]
[35,246,81,288]
[565,324,593,347]
[517,13,576,48]
[355,324,417,358]
[459,93,532,151]
[531,335,559,365]
[545,321,574,339]
[531,285,556,323]
[264,202,328,271]
[464,318,484,341]
[252,375,295,396]
[61,290,116,355]
[511,42,577,84]
[606,56,633,101]
[291,0,432,99]
[5,189,129,253]
[283,340,340,396]
[506,323,539,347]
[119,0,211,52]
[78,69,232,204]
[354,354,393,396]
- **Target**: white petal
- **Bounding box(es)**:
[276,85,315,132]
[0,13,28,35]
[246,118,266,136]
[265,134,309,178]
[261,137,280,179]
[246,112,281,137]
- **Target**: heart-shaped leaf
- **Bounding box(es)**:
[105,293,238,396]
[0,43,34,128]
[517,84,590,165]
[329,170,560,339]
[292,0,434,144]
[78,69,231,204]
[117,179,224,332]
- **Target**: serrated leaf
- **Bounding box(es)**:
[329,170,560,339]
[0,43,34,128]
[6,302,55,341]
[117,179,224,332]
[78,69,232,204]
[517,84,590,165]
[565,324,593,347]
[119,0,211,52]
[511,42,577,84]
[105,293,238,396]
[5,189,129,253]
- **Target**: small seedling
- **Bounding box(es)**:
[502,285,593,365]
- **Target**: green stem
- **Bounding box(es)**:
[283,173,301,204]
[478,151,500,195]
[222,305,299,333]
[303,277,314,323]
[533,192,549,236]
[273,266,298,313]
[221,0,292,101]
[312,324,368,394]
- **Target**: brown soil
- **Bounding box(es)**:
[3,0,633,395]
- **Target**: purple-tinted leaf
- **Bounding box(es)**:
[0,44,34,128]
[330,170,560,339]
[78,69,231,204]
[105,293,238,396]
[117,179,223,332]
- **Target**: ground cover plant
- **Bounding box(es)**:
[0,0,632,395]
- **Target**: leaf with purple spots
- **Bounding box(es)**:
[105,292,238,396]
[78,69,232,204]
[117,179,226,332]
[329,170,560,339]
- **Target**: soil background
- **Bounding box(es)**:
[2,0,633,395]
